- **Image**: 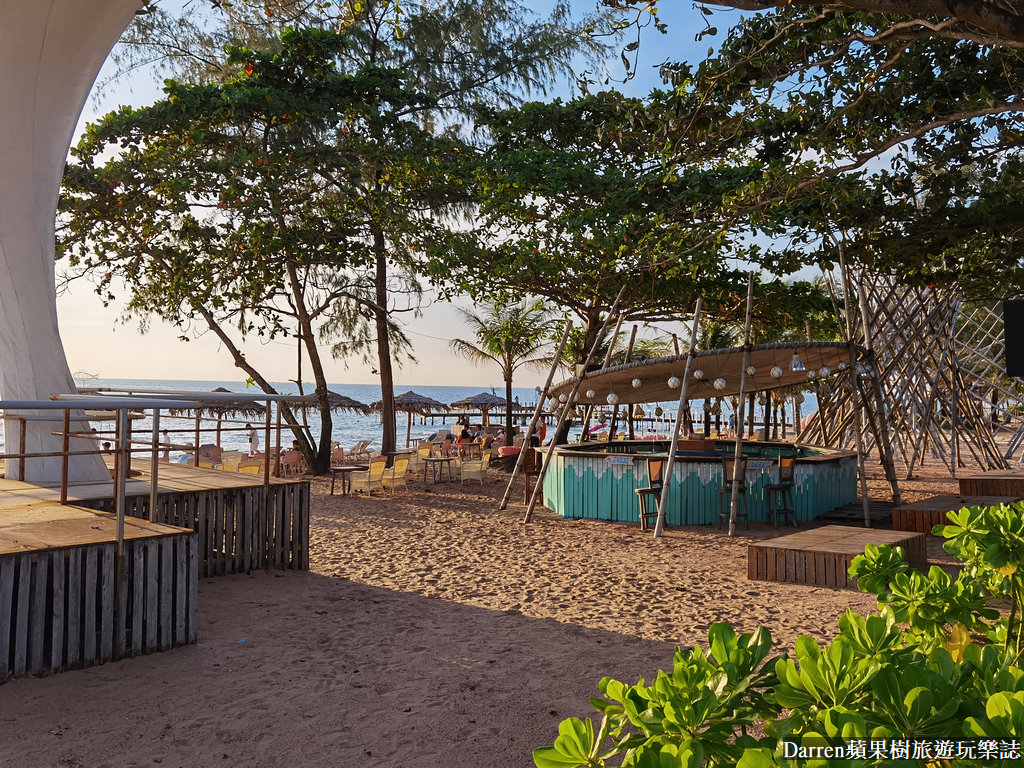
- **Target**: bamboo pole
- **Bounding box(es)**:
[499,319,573,512]
[728,274,755,537]
[523,286,631,523]
[653,299,702,538]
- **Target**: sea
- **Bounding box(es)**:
[0,377,818,459]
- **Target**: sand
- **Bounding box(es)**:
[0,461,962,768]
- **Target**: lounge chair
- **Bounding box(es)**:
[460,452,491,485]
[348,440,375,462]
[382,456,411,493]
[350,457,387,496]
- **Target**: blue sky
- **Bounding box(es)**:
[56,0,743,388]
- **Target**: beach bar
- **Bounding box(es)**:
[541,439,857,525]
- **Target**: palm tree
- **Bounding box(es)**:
[450,300,556,446]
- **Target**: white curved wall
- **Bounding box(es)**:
[0,0,143,481]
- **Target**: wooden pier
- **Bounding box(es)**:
[892,494,1021,534]
[748,525,927,589]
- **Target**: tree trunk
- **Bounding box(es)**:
[504,373,515,447]
[373,228,397,455]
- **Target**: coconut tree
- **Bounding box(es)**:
[450,299,556,446]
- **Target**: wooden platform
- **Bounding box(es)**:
[0,491,197,678]
[8,460,311,577]
[959,469,1024,497]
[892,494,1021,534]
[748,525,927,589]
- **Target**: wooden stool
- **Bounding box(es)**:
[718,457,749,529]
[635,456,665,531]
[765,457,796,528]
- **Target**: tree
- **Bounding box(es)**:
[104,0,619,457]
[59,28,446,472]
[449,300,556,445]
[426,93,830,365]
[601,3,1024,299]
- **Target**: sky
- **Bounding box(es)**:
[56,0,742,389]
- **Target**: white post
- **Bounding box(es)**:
[0,0,144,482]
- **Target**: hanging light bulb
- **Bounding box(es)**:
[585,389,596,399]
[806,369,817,379]
[757,394,767,405]
[795,393,805,404]
[667,376,681,389]
[790,351,805,371]
[606,392,619,405]
[770,365,784,379]
[819,366,831,377]
[713,377,727,390]
[558,393,567,403]
[692,369,705,380]
[746,365,757,376]
[631,378,642,389]
[836,361,848,371]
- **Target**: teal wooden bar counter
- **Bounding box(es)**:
[541,440,857,526]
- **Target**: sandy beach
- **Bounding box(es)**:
[0,462,961,767]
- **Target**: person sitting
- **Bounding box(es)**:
[456,426,473,456]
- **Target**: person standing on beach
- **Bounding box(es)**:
[246,423,259,457]
[161,429,170,462]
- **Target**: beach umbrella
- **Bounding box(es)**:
[169,387,268,450]
[450,392,507,427]
[372,390,450,447]
[296,390,372,415]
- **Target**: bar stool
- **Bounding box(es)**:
[718,457,749,529]
[635,456,665,531]
[765,457,797,527]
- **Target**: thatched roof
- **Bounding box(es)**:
[450,392,506,411]
[548,342,865,405]
[373,390,450,415]
[168,389,267,418]
[297,390,371,414]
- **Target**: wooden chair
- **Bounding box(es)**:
[351,457,387,496]
[382,456,411,493]
[765,457,797,527]
[718,457,749,529]
[521,448,540,503]
[330,446,346,467]
[635,456,665,531]
[460,452,491,485]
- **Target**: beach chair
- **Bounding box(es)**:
[718,457,749,529]
[635,456,665,531]
[237,459,263,475]
[349,440,374,462]
[350,457,387,496]
[460,452,491,485]
[382,456,411,494]
[765,457,797,528]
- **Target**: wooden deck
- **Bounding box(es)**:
[959,469,1024,497]
[748,525,927,589]
[0,482,197,679]
[892,494,1021,534]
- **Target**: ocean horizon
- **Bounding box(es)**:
[1,376,818,457]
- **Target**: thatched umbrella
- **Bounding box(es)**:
[168,387,268,451]
[372,390,450,447]
[450,392,507,427]
[295,390,372,415]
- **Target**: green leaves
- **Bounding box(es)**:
[532,718,598,768]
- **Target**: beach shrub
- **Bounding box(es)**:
[534,502,1024,767]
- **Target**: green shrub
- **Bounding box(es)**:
[534,502,1024,767]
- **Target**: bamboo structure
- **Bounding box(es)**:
[802,268,1016,478]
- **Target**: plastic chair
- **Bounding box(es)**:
[351,458,387,496]
[718,457,749,529]
[765,457,797,527]
[330,446,346,467]
[460,452,491,485]
[382,457,411,493]
[635,456,665,531]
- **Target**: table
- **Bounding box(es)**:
[423,456,456,483]
[892,494,1021,533]
[329,464,370,496]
